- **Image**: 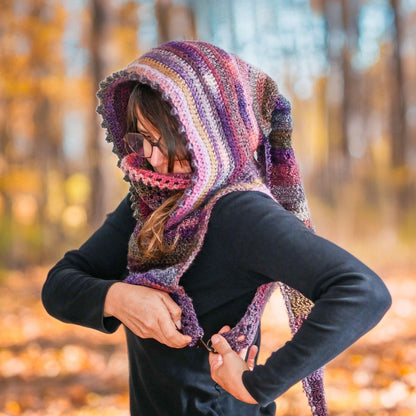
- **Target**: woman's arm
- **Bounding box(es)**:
[42,195,192,347]
[208,191,391,405]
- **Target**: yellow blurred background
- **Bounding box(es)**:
[0,1,415,415]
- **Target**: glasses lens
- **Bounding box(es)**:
[125,133,147,157]
[125,132,168,159]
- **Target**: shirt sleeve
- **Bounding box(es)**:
[41,194,136,334]
[211,191,392,406]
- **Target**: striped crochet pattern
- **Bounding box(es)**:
[97,40,327,416]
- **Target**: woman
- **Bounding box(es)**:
[42,40,391,416]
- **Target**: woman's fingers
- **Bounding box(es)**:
[238,347,248,360]
[218,325,231,334]
[214,327,255,369]
[160,292,183,330]
[246,345,258,371]
[158,316,192,348]
[208,332,258,404]
[108,283,192,348]
[211,334,233,356]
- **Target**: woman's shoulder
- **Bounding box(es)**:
[212,190,285,219]
[215,190,275,210]
[209,190,300,235]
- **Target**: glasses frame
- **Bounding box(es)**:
[124,132,166,158]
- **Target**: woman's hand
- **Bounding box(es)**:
[104,282,192,348]
[208,326,258,404]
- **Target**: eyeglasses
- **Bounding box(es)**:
[124,132,167,158]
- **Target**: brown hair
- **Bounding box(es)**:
[127,83,189,172]
[126,83,191,260]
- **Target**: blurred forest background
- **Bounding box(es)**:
[0,0,415,415]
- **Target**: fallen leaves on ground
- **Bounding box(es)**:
[1,264,415,416]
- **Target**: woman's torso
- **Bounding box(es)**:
[125,192,276,416]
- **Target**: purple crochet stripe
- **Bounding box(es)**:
[151,43,245,184]
[222,282,278,351]
[101,78,130,154]
[97,40,328,416]
[186,43,250,182]
[146,43,253,185]
[145,47,233,185]
[188,42,249,184]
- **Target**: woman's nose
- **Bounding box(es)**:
[149,146,168,173]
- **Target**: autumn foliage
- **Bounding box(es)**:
[1,1,415,415]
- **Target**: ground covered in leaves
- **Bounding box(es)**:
[1,262,415,416]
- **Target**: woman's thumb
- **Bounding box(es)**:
[211,334,232,355]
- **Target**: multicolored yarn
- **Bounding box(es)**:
[97,40,327,416]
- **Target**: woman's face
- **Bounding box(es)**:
[135,106,191,174]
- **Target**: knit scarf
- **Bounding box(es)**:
[97,40,327,416]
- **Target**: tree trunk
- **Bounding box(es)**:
[89,0,106,227]
[29,1,53,263]
[389,0,407,168]
[340,0,359,176]
[389,0,412,225]
[155,0,171,44]
[319,0,342,203]
[155,0,196,44]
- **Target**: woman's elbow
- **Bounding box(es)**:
[41,268,62,319]
[41,274,53,314]
[363,272,392,322]
[374,277,392,315]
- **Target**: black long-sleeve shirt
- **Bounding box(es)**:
[42,191,391,416]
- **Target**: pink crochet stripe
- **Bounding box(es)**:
[121,154,192,190]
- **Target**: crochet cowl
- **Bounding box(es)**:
[97,40,327,416]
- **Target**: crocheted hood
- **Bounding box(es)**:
[97,41,327,416]
[97,40,312,224]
